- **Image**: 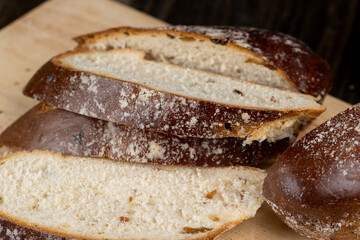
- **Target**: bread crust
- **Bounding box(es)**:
[0,104,289,166]
[263,103,360,240]
[74,26,332,102]
[0,212,248,240]
[23,51,324,138]
[0,150,264,240]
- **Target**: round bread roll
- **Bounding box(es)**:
[263,103,360,240]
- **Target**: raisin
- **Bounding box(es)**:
[205,190,217,199]
[179,36,195,42]
[119,216,130,222]
[182,227,212,234]
[225,122,232,131]
[264,63,277,70]
[233,89,244,96]
[210,38,227,45]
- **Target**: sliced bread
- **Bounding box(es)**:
[74,26,332,101]
[0,150,266,240]
[23,49,324,139]
[0,104,289,166]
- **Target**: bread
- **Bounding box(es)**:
[0,103,290,166]
[74,26,332,102]
[0,150,266,240]
[23,48,324,140]
[263,103,360,240]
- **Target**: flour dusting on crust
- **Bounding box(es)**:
[264,103,360,240]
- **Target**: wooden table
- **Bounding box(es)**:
[0,0,351,239]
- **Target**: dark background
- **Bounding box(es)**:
[1,0,359,104]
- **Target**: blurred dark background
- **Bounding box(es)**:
[1,0,359,104]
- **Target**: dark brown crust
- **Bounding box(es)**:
[0,104,290,166]
[0,216,67,240]
[23,57,323,138]
[74,26,332,102]
[263,103,360,240]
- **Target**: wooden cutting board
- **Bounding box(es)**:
[0,0,351,239]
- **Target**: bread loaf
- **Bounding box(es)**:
[74,26,332,102]
[0,104,290,166]
[263,103,360,240]
[4,24,333,239]
[0,151,266,240]
[23,49,324,139]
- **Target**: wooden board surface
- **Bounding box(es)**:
[0,0,352,239]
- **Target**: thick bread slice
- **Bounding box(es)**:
[0,151,265,240]
[0,104,289,166]
[74,26,332,102]
[23,49,324,139]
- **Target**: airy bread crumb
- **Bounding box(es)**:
[0,151,265,239]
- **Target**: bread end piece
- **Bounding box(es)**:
[264,103,360,240]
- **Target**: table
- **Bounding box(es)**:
[0,0,351,239]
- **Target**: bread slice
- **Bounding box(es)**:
[0,104,289,167]
[23,49,324,140]
[0,150,265,240]
[74,26,332,102]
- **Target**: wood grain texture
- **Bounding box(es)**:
[0,0,352,239]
